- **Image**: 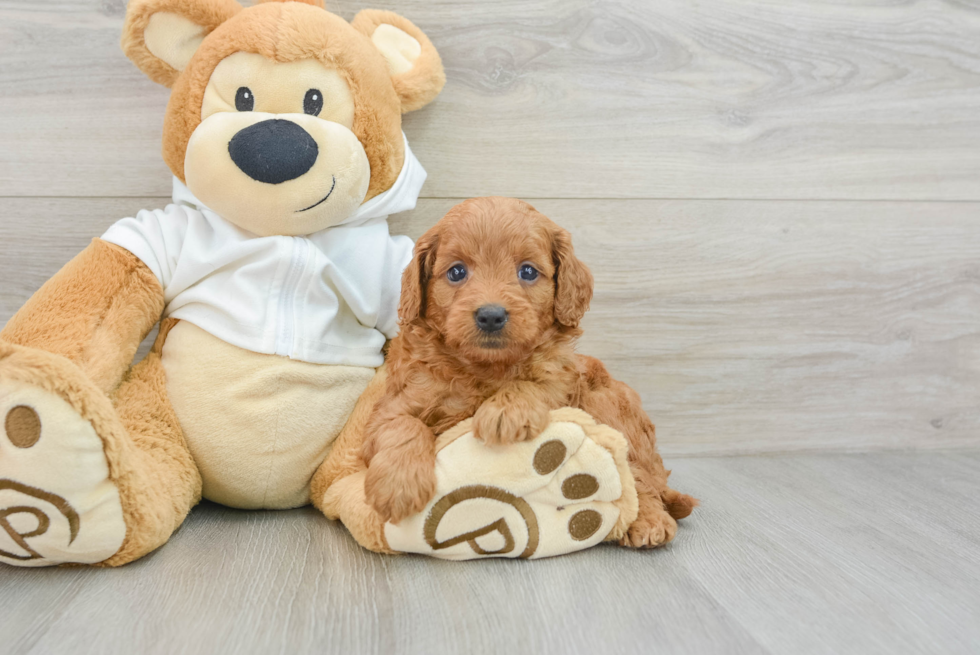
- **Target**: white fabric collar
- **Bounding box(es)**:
[171,132,426,234]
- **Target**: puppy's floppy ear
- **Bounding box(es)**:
[121,0,241,87]
[398,230,440,323]
[552,227,594,328]
[351,10,446,113]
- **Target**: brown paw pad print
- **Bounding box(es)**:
[5,405,41,449]
[2,405,81,561]
[532,439,566,475]
[562,473,599,500]
[568,509,603,541]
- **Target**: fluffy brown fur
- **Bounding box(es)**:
[0,239,164,394]
[361,197,698,547]
[351,10,446,113]
[120,0,242,88]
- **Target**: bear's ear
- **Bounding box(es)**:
[352,10,446,113]
[121,0,242,87]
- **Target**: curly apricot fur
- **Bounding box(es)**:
[362,197,698,543]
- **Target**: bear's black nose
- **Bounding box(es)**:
[475,305,509,333]
[228,119,318,184]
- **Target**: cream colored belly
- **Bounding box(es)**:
[161,322,375,509]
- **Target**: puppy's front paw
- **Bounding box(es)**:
[619,507,678,549]
[364,456,437,524]
[473,395,550,446]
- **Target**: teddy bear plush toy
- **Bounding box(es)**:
[0,0,639,566]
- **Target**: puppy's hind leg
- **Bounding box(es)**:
[620,467,677,548]
[574,355,696,547]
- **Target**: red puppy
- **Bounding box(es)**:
[361,197,697,547]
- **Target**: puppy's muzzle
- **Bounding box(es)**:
[475,305,508,333]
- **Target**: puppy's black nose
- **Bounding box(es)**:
[228,119,318,184]
[475,305,509,333]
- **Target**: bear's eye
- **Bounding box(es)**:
[235,87,254,112]
[447,263,467,283]
[304,89,323,116]
[518,263,539,282]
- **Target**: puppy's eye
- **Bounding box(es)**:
[518,264,539,282]
[304,89,323,116]
[235,87,254,112]
[447,263,467,283]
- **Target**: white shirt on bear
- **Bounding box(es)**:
[101,135,423,368]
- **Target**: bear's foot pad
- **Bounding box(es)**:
[0,380,125,566]
[384,408,637,560]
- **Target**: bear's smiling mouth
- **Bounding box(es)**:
[297,175,337,213]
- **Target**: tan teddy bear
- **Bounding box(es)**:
[0,0,642,566]
[0,0,446,566]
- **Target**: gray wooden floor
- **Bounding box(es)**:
[2,0,980,652]
[2,451,978,655]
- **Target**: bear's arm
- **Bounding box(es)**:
[0,238,164,394]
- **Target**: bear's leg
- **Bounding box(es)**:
[0,338,201,567]
[1,241,200,566]
[104,335,202,565]
[329,407,638,560]
[312,370,640,560]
